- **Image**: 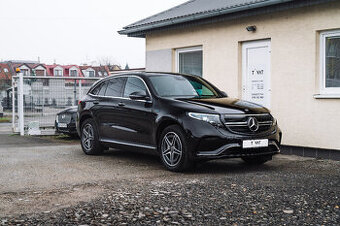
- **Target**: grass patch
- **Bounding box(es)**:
[0,117,11,123]
[40,134,80,144]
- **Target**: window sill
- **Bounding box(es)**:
[313,94,340,99]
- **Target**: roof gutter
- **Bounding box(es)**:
[118,0,293,36]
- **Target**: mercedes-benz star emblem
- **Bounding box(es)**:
[247,117,259,132]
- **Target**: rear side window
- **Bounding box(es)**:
[123,77,147,97]
[105,78,126,97]
[90,82,103,95]
[98,82,108,96]
[90,82,108,96]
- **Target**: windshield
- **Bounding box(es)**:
[149,74,221,98]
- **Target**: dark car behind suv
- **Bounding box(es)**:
[77,72,282,171]
[55,106,78,137]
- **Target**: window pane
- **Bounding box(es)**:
[325,36,340,88]
[149,74,219,98]
[88,71,95,77]
[90,83,103,95]
[105,78,125,97]
[123,77,147,97]
[98,82,108,96]
[179,50,202,77]
[189,80,214,96]
[70,70,77,76]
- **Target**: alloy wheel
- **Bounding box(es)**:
[161,132,183,167]
[82,124,94,151]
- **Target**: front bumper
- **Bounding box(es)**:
[181,116,282,160]
[196,140,280,159]
[55,121,77,135]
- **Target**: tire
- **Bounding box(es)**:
[158,125,193,172]
[80,118,104,155]
[241,155,272,165]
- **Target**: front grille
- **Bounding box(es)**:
[224,113,273,135]
[58,113,72,123]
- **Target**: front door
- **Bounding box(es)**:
[242,40,271,108]
[118,76,155,146]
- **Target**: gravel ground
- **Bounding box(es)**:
[0,137,339,225]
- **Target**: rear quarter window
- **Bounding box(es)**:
[90,82,108,96]
[90,82,103,95]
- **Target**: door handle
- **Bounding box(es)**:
[93,101,99,105]
[118,102,125,107]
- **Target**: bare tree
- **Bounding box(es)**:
[96,56,121,67]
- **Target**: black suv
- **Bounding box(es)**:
[77,72,282,171]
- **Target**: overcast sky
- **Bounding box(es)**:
[0,0,186,68]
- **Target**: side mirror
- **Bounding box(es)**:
[129,91,150,101]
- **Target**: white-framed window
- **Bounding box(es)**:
[54,68,63,76]
[175,46,203,77]
[35,69,46,76]
[88,71,95,77]
[19,65,30,76]
[70,70,78,77]
[320,30,340,94]
[22,69,29,76]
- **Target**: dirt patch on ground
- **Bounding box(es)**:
[0,183,106,217]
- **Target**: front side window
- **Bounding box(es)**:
[176,47,203,77]
[123,77,147,98]
[149,74,220,98]
[105,78,126,97]
[320,30,340,94]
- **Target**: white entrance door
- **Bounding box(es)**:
[242,40,271,108]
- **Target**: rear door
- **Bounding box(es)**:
[94,77,127,141]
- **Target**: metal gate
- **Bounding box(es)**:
[12,73,100,135]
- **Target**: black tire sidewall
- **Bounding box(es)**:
[80,118,103,155]
[158,125,193,172]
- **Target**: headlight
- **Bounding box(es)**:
[273,118,277,126]
[188,112,222,126]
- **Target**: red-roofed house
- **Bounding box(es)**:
[80,65,109,77]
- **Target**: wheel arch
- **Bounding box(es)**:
[155,118,183,146]
[79,112,93,130]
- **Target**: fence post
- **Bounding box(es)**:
[18,72,24,136]
[11,77,15,132]
[79,78,82,101]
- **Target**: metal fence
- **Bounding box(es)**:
[11,74,100,135]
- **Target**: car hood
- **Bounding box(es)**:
[57,106,78,115]
[177,97,269,114]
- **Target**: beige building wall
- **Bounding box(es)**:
[145,2,340,150]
